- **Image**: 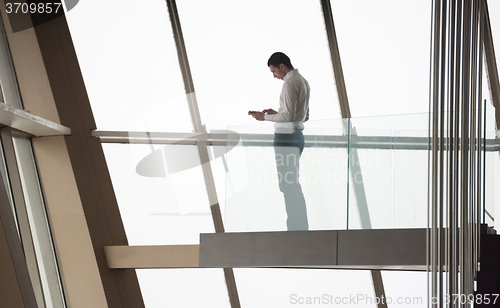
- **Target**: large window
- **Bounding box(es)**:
[63,0,500,307]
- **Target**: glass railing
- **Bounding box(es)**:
[483,130,499,227]
[224,113,498,232]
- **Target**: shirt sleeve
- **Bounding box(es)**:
[264,81,297,122]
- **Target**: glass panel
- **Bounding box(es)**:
[494,136,500,230]
[481,48,498,227]
[392,130,429,229]
[225,119,348,232]
[137,269,230,308]
[484,131,498,227]
[347,125,394,230]
[348,114,429,229]
[176,0,339,130]
[65,0,193,132]
[330,0,432,116]
[103,143,217,245]
[225,114,431,231]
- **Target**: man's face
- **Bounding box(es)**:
[269,64,286,80]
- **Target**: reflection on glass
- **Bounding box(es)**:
[225,114,433,232]
[102,143,215,245]
[348,114,430,230]
[225,120,348,232]
[484,131,498,227]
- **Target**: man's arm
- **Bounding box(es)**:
[264,82,297,122]
[250,109,278,121]
[263,108,278,115]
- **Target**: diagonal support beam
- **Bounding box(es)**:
[320,1,387,307]
[104,245,200,269]
[165,1,240,307]
[321,0,351,119]
[0,102,70,137]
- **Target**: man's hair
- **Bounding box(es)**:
[267,52,294,69]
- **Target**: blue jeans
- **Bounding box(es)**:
[273,130,308,231]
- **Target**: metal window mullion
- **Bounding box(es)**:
[320,0,351,118]
[469,0,482,283]
[447,0,459,300]
[452,0,463,301]
[11,136,66,308]
[468,0,477,297]
[460,0,470,300]
[460,0,474,302]
[321,1,388,306]
[430,0,443,304]
[0,127,46,307]
[476,0,485,277]
[165,1,240,307]
[0,133,37,307]
[439,2,449,301]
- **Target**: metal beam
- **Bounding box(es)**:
[165,1,240,307]
[199,229,427,270]
[0,102,70,137]
[92,130,228,146]
[320,0,351,118]
[104,245,199,269]
[93,130,499,151]
[321,1,387,306]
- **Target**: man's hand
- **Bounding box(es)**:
[263,108,278,115]
[252,112,265,121]
[248,108,277,121]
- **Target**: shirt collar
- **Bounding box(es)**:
[283,68,297,81]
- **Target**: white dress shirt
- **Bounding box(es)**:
[264,69,310,132]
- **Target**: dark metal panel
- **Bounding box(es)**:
[337,229,427,266]
[200,231,338,268]
[476,234,500,306]
[200,229,428,269]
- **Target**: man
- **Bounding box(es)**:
[249,52,310,231]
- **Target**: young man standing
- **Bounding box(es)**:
[250,52,310,231]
